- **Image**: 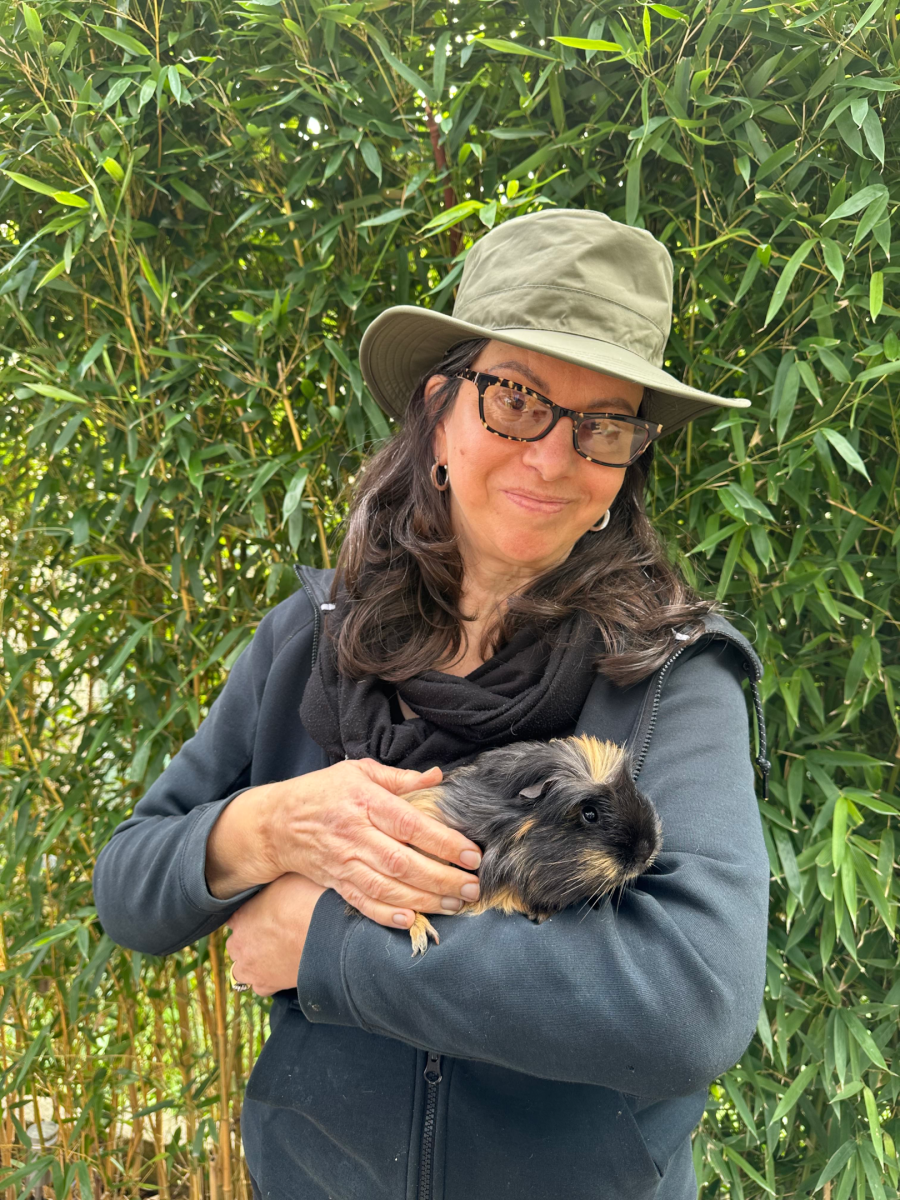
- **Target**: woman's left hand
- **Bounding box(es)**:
[226,873,327,996]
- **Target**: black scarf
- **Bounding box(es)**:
[299,596,603,772]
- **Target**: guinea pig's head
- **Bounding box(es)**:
[476,734,662,914]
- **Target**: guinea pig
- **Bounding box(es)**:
[399,733,662,955]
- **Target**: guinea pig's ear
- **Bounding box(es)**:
[518,781,548,801]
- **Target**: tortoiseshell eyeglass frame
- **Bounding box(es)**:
[451,369,665,468]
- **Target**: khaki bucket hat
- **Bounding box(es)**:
[359,208,749,435]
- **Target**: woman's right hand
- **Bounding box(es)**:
[205,759,483,931]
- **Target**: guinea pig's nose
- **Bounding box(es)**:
[632,838,655,867]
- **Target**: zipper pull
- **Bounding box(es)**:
[424,1052,442,1084]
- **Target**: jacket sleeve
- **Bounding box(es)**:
[92,603,302,956]
[296,642,771,1100]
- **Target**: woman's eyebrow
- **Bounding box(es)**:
[582,397,640,416]
[487,361,639,415]
[487,360,550,390]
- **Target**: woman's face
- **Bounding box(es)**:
[430,341,645,584]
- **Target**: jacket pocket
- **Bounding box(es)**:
[243,1002,417,1200]
[444,1059,664,1200]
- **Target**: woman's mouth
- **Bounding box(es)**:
[503,490,572,514]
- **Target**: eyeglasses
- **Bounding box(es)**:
[452,369,663,468]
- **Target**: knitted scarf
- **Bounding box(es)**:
[299,594,602,772]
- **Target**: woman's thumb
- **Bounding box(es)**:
[360,760,442,793]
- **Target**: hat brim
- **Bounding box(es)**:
[359,306,750,436]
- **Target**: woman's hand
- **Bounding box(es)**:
[206,758,482,933]
[226,873,325,996]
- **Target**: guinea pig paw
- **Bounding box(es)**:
[409,913,440,957]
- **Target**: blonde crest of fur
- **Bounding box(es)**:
[557,734,624,784]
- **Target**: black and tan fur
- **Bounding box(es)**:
[398,734,662,955]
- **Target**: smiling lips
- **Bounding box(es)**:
[503,490,572,514]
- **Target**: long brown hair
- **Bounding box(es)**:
[332,339,713,686]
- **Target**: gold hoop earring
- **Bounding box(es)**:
[590,508,611,532]
[430,460,450,492]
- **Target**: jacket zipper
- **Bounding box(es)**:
[632,638,770,799]
[417,1052,442,1200]
[632,645,689,780]
[293,564,321,666]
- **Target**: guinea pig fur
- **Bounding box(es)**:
[401,734,662,956]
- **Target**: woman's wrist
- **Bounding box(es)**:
[205,782,287,899]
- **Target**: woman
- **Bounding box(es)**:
[94,210,770,1200]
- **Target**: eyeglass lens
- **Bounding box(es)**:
[481,382,646,465]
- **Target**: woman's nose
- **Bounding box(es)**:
[520,415,579,477]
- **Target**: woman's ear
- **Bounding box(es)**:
[426,375,449,464]
[423,374,447,418]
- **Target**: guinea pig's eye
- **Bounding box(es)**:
[580,806,598,824]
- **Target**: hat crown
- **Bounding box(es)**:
[452,209,674,368]
[358,206,749,432]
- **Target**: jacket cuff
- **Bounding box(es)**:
[178,790,262,914]
[296,889,363,1028]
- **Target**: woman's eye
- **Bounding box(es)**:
[581,806,598,824]
[585,420,622,440]
[500,390,528,412]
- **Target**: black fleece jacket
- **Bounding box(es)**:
[93,567,771,1200]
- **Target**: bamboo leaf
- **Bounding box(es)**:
[376,40,437,102]
[359,138,382,183]
[282,467,309,521]
[550,36,625,53]
[35,259,67,289]
[869,270,884,320]
[769,1063,818,1125]
[358,206,414,227]
[3,169,60,197]
[826,184,889,223]
[477,38,557,60]
[170,178,214,213]
[22,3,44,47]
[52,190,89,208]
[820,238,844,287]
[821,429,870,480]
[832,795,848,869]
[648,4,688,20]
[841,1011,887,1070]
[89,24,153,57]
[764,238,817,326]
[722,1146,776,1195]
[29,384,87,405]
[813,1141,857,1191]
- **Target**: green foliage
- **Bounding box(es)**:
[0,0,898,1195]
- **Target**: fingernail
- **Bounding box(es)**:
[441,897,463,911]
[461,882,480,901]
[393,912,411,927]
[460,850,481,869]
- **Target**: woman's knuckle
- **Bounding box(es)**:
[340,884,365,909]
[366,878,394,903]
[395,806,419,843]
[383,847,409,878]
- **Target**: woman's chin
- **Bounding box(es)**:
[482,532,580,577]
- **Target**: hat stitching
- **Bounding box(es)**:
[371,318,714,397]
[456,283,669,340]
[482,328,668,365]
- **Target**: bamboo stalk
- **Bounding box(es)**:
[176,973,203,1200]
[282,395,304,454]
[0,942,14,1200]
[152,998,171,1200]
[208,933,234,1200]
